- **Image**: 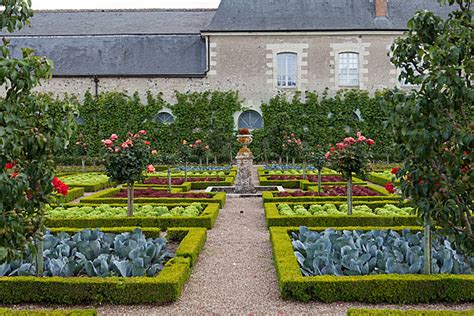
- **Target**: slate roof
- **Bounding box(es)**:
[5,9,216,36]
[205,0,453,32]
[3,10,215,77]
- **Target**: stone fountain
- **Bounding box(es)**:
[206,131,283,198]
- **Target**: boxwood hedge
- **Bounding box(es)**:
[347,308,474,316]
[0,227,207,304]
[270,226,474,303]
[0,309,97,316]
[264,203,418,227]
[80,188,227,208]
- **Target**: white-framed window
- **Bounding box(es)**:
[338,52,359,86]
[238,110,263,129]
[277,52,297,88]
[155,112,175,124]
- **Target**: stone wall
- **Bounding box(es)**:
[29,32,403,110]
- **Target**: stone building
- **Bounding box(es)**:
[3,0,450,129]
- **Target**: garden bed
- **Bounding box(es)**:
[0,308,97,315]
[45,203,221,229]
[55,187,85,203]
[80,188,226,207]
[259,175,366,189]
[136,176,235,190]
[270,226,474,303]
[347,308,474,316]
[0,227,207,304]
[61,172,114,192]
[264,203,417,227]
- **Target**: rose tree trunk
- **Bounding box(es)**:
[347,175,353,215]
[127,181,134,217]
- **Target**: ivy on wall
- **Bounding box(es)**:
[57,89,395,164]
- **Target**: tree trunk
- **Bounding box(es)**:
[184,161,188,182]
[199,158,203,167]
[167,165,172,193]
[317,168,322,193]
[214,155,217,165]
[127,182,134,217]
[81,158,85,173]
[206,155,209,166]
[36,237,44,277]
[423,215,432,274]
[279,156,282,164]
[292,157,295,165]
[347,175,353,215]
[264,149,268,165]
[302,161,307,180]
[286,155,289,164]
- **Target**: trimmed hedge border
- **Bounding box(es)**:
[0,308,97,316]
[135,182,193,192]
[56,187,85,204]
[0,227,207,304]
[80,188,227,208]
[262,192,401,204]
[45,203,221,229]
[347,308,474,316]
[264,203,418,227]
[259,176,366,189]
[270,226,474,303]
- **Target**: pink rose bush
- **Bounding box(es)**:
[325,132,375,215]
[102,130,157,216]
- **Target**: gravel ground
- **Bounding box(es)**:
[6,167,473,315]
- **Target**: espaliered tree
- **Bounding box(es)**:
[102,131,155,216]
[0,1,76,262]
[384,0,473,273]
[325,133,375,215]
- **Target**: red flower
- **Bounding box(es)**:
[325,152,331,159]
[12,171,18,178]
[385,182,396,194]
[139,130,147,135]
[391,167,399,175]
[144,141,150,146]
[52,177,61,187]
[52,177,68,196]
[102,139,113,147]
[110,134,118,141]
[147,164,156,173]
[5,162,14,169]
[343,137,356,145]
[366,139,375,146]
[195,139,202,145]
[330,147,336,152]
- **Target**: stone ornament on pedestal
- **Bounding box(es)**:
[235,133,256,194]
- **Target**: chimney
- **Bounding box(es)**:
[374,0,388,17]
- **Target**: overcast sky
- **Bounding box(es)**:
[32,0,220,10]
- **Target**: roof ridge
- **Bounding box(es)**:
[33,8,217,13]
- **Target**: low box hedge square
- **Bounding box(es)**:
[0,308,97,315]
[262,191,401,204]
[80,188,227,208]
[347,308,474,316]
[135,182,193,192]
[270,226,474,303]
[45,203,221,229]
[0,227,207,304]
[264,203,418,227]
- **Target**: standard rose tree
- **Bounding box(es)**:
[307,144,328,193]
[325,132,375,215]
[102,130,155,216]
[190,139,209,166]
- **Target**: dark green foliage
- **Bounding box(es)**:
[0,4,77,262]
[384,0,473,255]
[270,226,474,303]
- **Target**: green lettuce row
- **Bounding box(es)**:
[270,226,474,303]
[44,204,221,229]
[277,203,414,216]
[264,203,418,228]
[0,227,206,304]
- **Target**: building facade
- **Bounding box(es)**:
[2,0,451,128]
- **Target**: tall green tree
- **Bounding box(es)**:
[0,0,77,261]
[384,0,473,272]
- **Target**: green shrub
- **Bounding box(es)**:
[347,308,474,316]
[270,226,474,303]
[0,308,97,316]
